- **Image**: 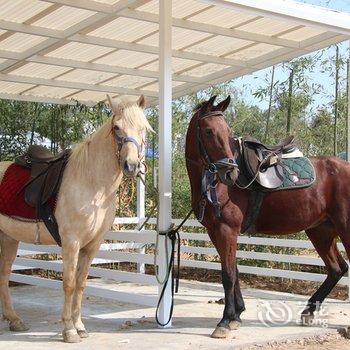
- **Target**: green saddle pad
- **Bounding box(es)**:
[276,157,316,190]
[236,156,315,191]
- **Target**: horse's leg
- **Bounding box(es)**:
[210,224,238,339]
[0,232,28,331]
[61,240,81,343]
[302,224,348,325]
[72,239,101,338]
[231,265,245,329]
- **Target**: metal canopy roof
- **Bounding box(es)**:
[0,0,349,106]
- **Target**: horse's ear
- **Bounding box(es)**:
[137,95,146,109]
[199,95,217,113]
[215,95,231,112]
[107,94,117,114]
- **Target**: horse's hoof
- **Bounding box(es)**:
[9,320,29,332]
[229,320,241,330]
[300,313,314,326]
[77,329,89,338]
[211,326,230,338]
[63,329,81,343]
[344,326,350,339]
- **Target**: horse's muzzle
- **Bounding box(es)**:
[218,167,239,186]
[123,160,140,178]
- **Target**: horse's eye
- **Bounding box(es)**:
[205,128,213,136]
[114,125,120,131]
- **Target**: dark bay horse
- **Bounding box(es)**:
[185,95,350,339]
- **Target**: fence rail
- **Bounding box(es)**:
[11,216,350,305]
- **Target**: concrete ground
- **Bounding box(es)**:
[0,279,350,350]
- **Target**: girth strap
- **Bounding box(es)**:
[241,191,265,234]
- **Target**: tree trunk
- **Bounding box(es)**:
[286,68,294,135]
[264,65,275,142]
[334,45,340,156]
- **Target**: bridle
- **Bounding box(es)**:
[187,110,239,222]
[195,110,238,174]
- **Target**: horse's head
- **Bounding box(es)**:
[107,94,153,178]
[193,95,239,186]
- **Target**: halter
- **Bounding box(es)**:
[114,132,142,156]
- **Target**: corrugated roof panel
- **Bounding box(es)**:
[32,6,96,31]
[102,75,156,88]
[0,33,46,52]
[226,43,281,61]
[0,0,51,23]
[182,63,229,77]
[10,62,71,79]
[56,68,116,84]
[143,80,184,91]
[141,57,200,73]
[0,81,34,94]
[94,50,157,68]
[88,17,158,41]
[46,42,115,61]
[69,90,107,102]
[237,18,299,36]
[279,27,327,41]
[23,85,78,98]
[188,6,259,28]
[185,35,253,56]
[138,27,211,50]
[137,0,209,18]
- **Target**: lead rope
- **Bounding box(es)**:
[136,172,193,326]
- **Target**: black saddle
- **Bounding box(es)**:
[233,135,297,190]
[15,145,70,246]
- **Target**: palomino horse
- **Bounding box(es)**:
[185,96,350,339]
[0,95,152,343]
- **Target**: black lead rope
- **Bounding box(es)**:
[155,209,193,327]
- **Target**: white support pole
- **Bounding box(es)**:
[136,172,145,274]
[157,0,173,327]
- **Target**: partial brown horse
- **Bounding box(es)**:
[185,96,350,339]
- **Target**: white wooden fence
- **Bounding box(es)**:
[11,216,350,306]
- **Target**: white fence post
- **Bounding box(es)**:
[136,173,145,274]
[157,0,173,328]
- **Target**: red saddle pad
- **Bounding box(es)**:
[0,163,56,220]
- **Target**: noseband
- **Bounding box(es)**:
[115,133,142,156]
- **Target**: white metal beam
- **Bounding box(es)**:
[204,0,350,36]
[0,73,158,97]
[119,8,301,49]
[157,0,173,328]
[0,53,202,84]
[0,92,82,105]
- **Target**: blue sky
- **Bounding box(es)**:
[232,0,350,110]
